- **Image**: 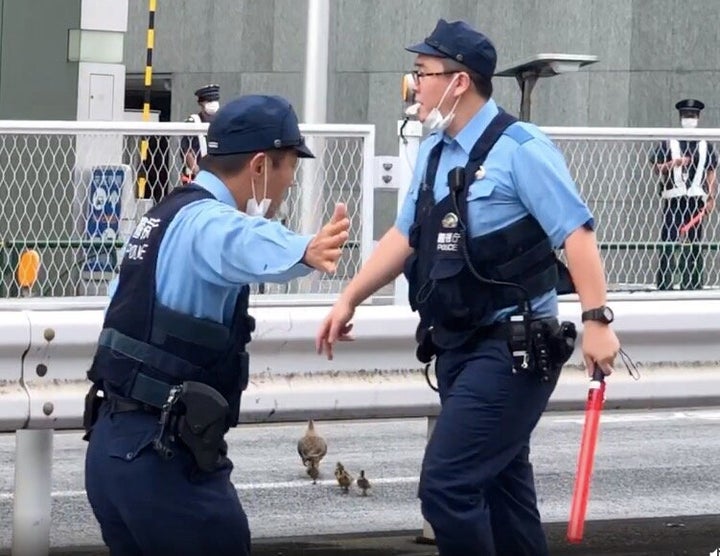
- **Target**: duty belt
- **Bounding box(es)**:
[107,373,231,473]
[418,316,577,387]
[106,372,181,412]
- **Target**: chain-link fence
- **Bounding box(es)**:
[2,123,718,299]
[547,127,720,291]
[0,122,374,299]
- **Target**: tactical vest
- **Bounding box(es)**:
[662,139,709,199]
[88,184,254,427]
[403,111,573,351]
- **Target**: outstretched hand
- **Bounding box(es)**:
[302,203,350,273]
[315,298,355,360]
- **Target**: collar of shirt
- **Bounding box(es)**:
[193,170,238,209]
[443,98,500,155]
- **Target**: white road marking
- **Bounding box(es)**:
[549,409,720,425]
[0,476,420,500]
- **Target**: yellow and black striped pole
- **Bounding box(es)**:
[137,0,157,199]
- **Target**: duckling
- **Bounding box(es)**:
[335,462,353,493]
[307,462,320,484]
[297,419,327,475]
[334,461,346,477]
[356,470,371,496]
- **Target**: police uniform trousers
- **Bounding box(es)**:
[418,337,558,556]
[657,196,705,290]
[85,403,251,556]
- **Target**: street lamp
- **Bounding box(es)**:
[495,53,598,121]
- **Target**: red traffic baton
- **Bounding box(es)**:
[679,206,707,236]
[567,365,606,544]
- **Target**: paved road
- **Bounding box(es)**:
[1,408,719,551]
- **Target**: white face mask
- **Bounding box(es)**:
[422,74,461,133]
[204,101,220,115]
[680,117,698,129]
[246,161,271,217]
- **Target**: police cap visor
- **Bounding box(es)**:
[206,95,314,159]
[405,19,497,78]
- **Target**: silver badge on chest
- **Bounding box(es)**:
[437,212,461,252]
[441,212,458,229]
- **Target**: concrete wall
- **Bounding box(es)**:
[629,0,720,127]
[0,0,714,293]
[0,0,81,119]
[119,0,720,291]
[123,0,720,156]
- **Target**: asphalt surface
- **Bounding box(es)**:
[1,408,719,554]
[3,517,718,555]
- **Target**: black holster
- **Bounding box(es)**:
[175,381,230,473]
[522,318,577,381]
[415,326,437,364]
[82,382,103,441]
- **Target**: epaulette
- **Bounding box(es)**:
[503,123,534,145]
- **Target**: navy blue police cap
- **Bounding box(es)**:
[206,94,314,158]
[675,98,704,114]
[194,84,220,102]
[406,19,497,78]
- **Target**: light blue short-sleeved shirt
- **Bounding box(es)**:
[109,170,314,324]
[396,99,594,323]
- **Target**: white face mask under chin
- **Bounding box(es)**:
[681,117,698,129]
[422,75,461,133]
[246,164,271,217]
[423,99,460,133]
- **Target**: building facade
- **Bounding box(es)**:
[0,0,718,295]
[120,0,720,155]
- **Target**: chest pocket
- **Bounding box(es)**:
[466,178,500,232]
[467,178,498,202]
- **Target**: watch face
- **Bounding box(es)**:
[602,307,614,321]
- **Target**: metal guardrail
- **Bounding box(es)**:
[2,293,720,431]
[2,293,719,554]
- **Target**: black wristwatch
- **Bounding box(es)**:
[581,305,614,324]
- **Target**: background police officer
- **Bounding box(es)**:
[180,83,221,184]
[651,99,717,290]
[316,19,619,556]
[84,94,350,556]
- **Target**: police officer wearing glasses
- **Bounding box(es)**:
[83,94,350,556]
[317,19,619,556]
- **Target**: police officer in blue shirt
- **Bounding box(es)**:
[83,94,350,556]
[317,19,620,556]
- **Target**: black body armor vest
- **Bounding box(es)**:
[402,111,574,350]
[87,184,254,428]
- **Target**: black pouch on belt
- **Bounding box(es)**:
[82,382,103,441]
[176,381,230,473]
[415,326,437,364]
